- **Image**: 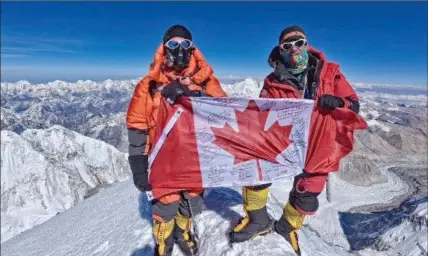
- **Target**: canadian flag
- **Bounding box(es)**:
[147,97,315,200]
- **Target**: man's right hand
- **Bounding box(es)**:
[128,155,150,192]
[161,80,202,104]
[161,80,185,103]
[318,94,345,110]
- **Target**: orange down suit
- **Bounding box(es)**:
[126,43,227,208]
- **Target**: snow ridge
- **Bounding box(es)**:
[1,125,131,243]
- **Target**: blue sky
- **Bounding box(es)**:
[1,1,427,86]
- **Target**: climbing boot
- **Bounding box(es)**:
[274,202,305,256]
[174,212,199,256]
[153,218,175,256]
[230,186,274,243]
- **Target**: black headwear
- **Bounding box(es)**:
[163,25,192,43]
[279,25,306,43]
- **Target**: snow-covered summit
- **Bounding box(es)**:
[1,125,131,243]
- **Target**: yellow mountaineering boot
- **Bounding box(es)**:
[274,202,305,256]
[229,186,274,243]
[174,212,199,256]
[153,218,175,256]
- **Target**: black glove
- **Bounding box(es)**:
[318,94,344,110]
[128,155,150,192]
[161,80,201,103]
[161,80,183,103]
[346,97,360,113]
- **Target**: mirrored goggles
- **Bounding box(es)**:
[164,39,193,50]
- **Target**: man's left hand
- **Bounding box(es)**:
[318,94,344,110]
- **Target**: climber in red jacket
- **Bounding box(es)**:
[230,25,367,256]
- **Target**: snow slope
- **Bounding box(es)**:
[1,125,131,243]
[1,177,426,256]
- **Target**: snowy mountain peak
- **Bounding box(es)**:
[0,125,131,243]
[221,77,263,98]
[242,77,260,85]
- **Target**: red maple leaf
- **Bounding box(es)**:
[210,100,293,165]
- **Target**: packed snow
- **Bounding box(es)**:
[1,177,426,256]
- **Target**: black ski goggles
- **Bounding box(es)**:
[280,39,308,51]
[164,38,193,50]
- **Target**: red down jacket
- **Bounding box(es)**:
[260,46,368,175]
